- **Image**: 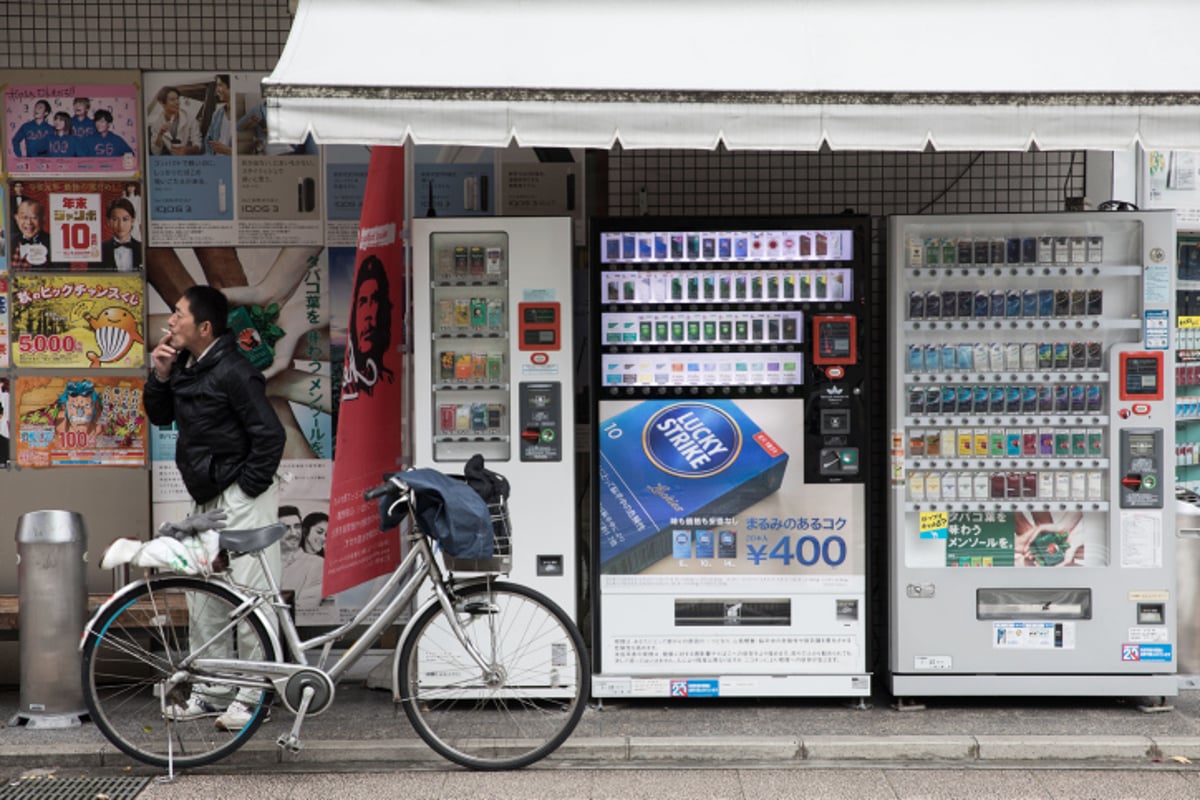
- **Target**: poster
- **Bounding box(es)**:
[597,397,866,676]
[1143,149,1200,229]
[323,145,371,247]
[234,73,322,246]
[143,244,332,469]
[10,274,145,368]
[4,82,140,176]
[14,375,147,467]
[0,377,9,465]
[143,72,236,246]
[325,146,408,597]
[8,180,143,271]
[0,275,8,368]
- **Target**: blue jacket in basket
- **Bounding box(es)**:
[380,468,494,559]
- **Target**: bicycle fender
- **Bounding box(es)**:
[388,576,505,702]
[78,577,285,664]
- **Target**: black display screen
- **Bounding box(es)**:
[1124,357,1160,396]
[523,307,557,324]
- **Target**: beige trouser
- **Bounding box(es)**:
[189,479,281,707]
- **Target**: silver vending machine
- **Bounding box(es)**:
[888,211,1178,697]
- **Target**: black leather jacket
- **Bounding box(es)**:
[144,332,285,504]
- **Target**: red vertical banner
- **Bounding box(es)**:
[324,146,406,596]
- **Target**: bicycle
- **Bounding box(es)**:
[79,467,590,773]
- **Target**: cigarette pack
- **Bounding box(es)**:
[598,400,789,574]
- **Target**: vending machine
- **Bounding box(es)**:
[589,216,873,698]
[888,211,1178,697]
[412,217,576,615]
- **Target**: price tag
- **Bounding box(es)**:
[1179,316,1200,329]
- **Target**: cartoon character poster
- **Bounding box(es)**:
[9,274,144,368]
[14,375,147,467]
[8,180,143,271]
[4,83,140,177]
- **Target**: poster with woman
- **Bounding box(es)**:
[14,375,147,467]
[9,274,144,368]
[4,82,140,177]
[8,180,143,272]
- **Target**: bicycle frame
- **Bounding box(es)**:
[87,502,502,714]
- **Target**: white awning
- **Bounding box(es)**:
[264,0,1200,152]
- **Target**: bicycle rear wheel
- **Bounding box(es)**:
[81,575,277,769]
[398,580,590,770]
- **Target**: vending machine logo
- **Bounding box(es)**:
[642,402,742,478]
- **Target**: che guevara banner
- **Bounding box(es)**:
[323,146,407,597]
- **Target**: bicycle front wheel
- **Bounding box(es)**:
[398,580,590,770]
[81,576,277,769]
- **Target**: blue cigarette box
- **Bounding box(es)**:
[598,400,789,574]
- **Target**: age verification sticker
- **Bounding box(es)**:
[993,621,1075,649]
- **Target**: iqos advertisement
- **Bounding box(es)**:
[595,397,867,695]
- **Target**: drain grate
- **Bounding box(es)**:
[0,776,149,800]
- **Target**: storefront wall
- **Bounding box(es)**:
[0,0,1138,684]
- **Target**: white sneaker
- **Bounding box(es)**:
[163,695,220,721]
[215,700,258,731]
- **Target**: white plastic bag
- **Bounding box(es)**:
[100,530,222,576]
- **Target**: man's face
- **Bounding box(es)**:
[33,103,47,121]
[281,515,302,549]
[164,91,181,116]
[95,117,110,134]
[12,182,23,195]
[167,296,208,354]
[354,277,382,354]
[74,101,88,119]
[16,203,40,238]
[109,207,134,242]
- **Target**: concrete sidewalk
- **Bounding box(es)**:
[3,685,1200,771]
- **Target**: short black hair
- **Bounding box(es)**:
[93,109,113,124]
[107,197,136,220]
[181,285,229,337]
[278,505,301,521]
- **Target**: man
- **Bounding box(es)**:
[11,198,51,269]
[83,109,134,158]
[10,100,52,157]
[144,285,285,731]
[99,197,141,271]
[70,97,96,139]
[342,254,394,399]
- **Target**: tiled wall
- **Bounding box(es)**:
[0,0,291,71]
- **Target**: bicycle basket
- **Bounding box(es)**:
[441,477,513,573]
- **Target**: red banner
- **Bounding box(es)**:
[323,146,406,596]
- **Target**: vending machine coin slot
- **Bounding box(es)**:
[1118,429,1164,508]
[518,382,562,462]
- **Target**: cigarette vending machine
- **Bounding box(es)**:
[590,216,873,698]
[412,217,576,615]
[888,211,1177,696]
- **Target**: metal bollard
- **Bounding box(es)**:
[9,510,88,729]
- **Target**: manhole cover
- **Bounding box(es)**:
[0,776,149,800]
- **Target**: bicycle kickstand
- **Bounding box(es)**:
[276,684,316,755]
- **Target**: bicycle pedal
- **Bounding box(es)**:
[276,733,303,754]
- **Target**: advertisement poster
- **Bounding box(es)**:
[4,82,140,176]
[8,180,143,271]
[1143,149,1200,229]
[143,72,235,246]
[0,377,10,465]
[414,160,494,217]
[325,146,408,597]
[323,145,371,247]
[234,73,322,246]
[10,274,144,368]
[944,510,1101,568]
[598,397,866,676]
[14,375,147,467]
[0,276,8,368]
[143,244,332,469]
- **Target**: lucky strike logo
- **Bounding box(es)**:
[642,403,741,478]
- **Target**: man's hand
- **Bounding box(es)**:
[150,331,177,381]
[159,509,229,539]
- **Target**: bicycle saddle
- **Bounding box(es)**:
[219,523,287,554]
